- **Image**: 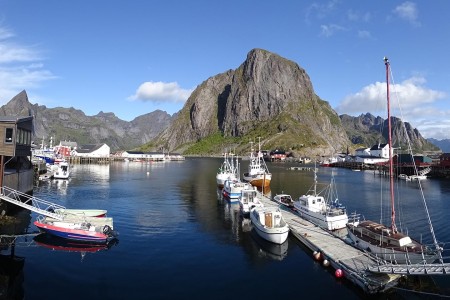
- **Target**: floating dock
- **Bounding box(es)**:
[256,192,402,294]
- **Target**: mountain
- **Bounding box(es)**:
[0,90,173,151]
[340,113,439,153]
[147,48,350,157]
[2,50,439,157]
[428,138,450,152]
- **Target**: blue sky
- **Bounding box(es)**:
[1,1,449,139]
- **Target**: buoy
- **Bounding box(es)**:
[313,251,321,261]
[146,171,150,175]
[335,269,344,278]
[322,259,330,267]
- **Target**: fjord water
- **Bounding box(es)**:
[4,158,450,299]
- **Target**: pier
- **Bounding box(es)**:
[256,191,402,294]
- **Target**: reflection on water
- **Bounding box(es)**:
[33,234,118,262]
[3,159,450,299]
[0,251,25,299]
[250,229,288,261]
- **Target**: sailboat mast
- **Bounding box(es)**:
[384,56,397,233]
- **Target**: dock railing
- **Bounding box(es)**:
[0,186,65,220]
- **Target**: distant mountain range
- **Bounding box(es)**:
[0,49,442,156]
[427,138,450,152]
[0,90,173,151]
[340,113,439,153]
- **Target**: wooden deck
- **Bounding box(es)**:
[257,192,402,294]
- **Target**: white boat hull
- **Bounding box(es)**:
[296,209,348,231]
[250,207,289,244]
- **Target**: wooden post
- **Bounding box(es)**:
[0,155,3,188]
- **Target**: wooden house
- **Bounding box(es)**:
[439,153,450,167]
[0,116,34,194]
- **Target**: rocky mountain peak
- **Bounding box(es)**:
[154,48,349,156]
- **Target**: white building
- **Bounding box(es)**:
[121,151,165,161]
[369,143,390,158]
[355,156,389,164]
[73,144,110,158]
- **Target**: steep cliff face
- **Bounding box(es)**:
[0,90,173,151]
[155,49,349,156]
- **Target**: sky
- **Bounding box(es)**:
[1,0,449,140]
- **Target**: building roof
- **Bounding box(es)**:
[76,144,106,153]
[370,143,388,150]
[0,116,33,123]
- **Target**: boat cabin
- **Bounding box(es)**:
[298,194,326,213]
[354,221,414,248]
[239,189,258,205]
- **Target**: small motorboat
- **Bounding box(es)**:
[53,161,70,179]
[250,206,289,244]
[34,215,117,243]
[273,193,295,209]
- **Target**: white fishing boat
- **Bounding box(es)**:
[53,161,70,179]
[293,170,348,231]
[238,188,264,215]
[216,152,239,188]
[273,193,295,209]
[242,138,272,188]
[250,206,289,244]
[222,179,253,202]
[347,57,442,265]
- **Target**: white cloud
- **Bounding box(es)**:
[393,2,420,26]
[336,76,449,139]
[336,76,446,114]
[305,0,339,24]
[320,24,345,37]
[128,81,193,104]
[0,26,55,104]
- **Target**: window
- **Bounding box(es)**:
[5,128,13,143]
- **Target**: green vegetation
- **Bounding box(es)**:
[184,132,240,155]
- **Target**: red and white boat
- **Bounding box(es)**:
[34,215,117,244]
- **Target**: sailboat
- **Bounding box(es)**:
[346,57,442,265]
[242,138,272,188]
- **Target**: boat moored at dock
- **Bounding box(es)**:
[250,206,289,244]
[238,188,264,215]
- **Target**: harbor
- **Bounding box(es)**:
[255,191,403,293]
[2,159,450,299]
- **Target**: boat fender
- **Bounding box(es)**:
[335,269,344,278]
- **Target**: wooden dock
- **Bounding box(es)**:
[256,192,402,294]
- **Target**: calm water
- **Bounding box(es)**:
[2,158,450,299]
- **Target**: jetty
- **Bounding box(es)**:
[256,191,402,294]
